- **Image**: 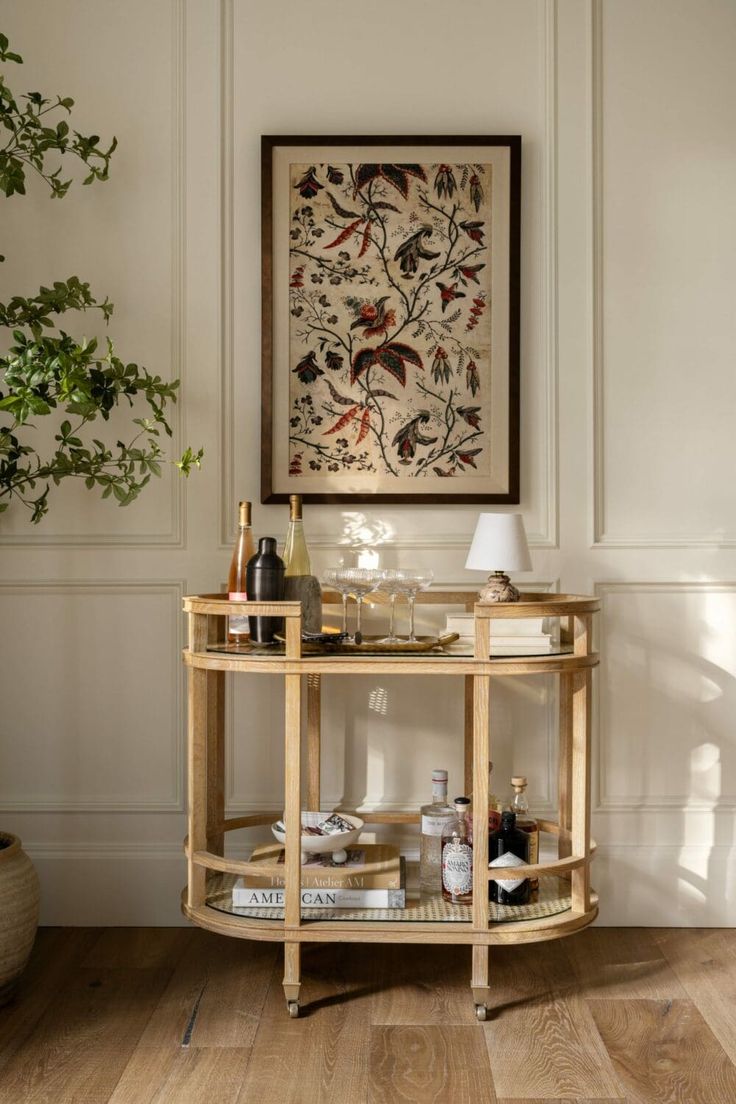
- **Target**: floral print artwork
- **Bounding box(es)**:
[288,161,493,479]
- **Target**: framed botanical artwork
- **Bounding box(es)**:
[261,136,520,504]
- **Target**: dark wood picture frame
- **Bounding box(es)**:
[261,135,521,505]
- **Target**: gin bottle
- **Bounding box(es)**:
[489,810,530,906]
[441,797,473,904]
[419,769,454,893]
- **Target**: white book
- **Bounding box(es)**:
[232,883,406,908]
[445,613,546,637]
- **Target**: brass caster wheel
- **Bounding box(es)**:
[475,1003,488,1022]
[287,1000,300,1018]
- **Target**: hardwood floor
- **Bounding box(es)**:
[0,927,734,1103]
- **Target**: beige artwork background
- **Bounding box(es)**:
[288,160,492,480]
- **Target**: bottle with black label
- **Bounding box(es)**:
[489,810,530,906]
[283,494,322,633]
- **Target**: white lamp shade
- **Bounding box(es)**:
[464,513,532,572]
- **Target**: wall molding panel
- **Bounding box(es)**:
[0,580,185,813]
[0,0,187,549]
[595,581,736,813]
[589,0,736,549]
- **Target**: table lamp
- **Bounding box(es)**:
[465,513,532,602]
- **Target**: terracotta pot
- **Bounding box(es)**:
[0,833,40,1005]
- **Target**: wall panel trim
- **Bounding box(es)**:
[0,579,186,813]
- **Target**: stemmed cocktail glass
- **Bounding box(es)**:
[400,570,434,642]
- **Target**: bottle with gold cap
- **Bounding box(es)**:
[282,494,322,633]
[509,776,539,894]
[227,500,254,645]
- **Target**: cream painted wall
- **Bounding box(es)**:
[1,0,734,925]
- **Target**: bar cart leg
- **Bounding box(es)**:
[283,664,303,1015]
[472,944,491,1021]
[283,942,301,1017]
[206,615,225,855]
[306,674,321,811]
[187,613,209,911]
[558,671,573,861]
[471,612,491,1018]
[571,614,592,913]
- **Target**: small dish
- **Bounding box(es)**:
[271,810,363,864]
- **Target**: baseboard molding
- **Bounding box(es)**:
[25,841,734,927]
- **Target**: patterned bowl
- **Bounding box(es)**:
[271,811,364,864]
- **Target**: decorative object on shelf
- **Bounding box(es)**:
[282,494,322,632]
[271,811,364,865]
[465,512,531,602]
[261,135,520,505]
[245,537,285,643]
[270,631,460,655]
[0,833,40,1006]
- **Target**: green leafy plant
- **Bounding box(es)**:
[0,32,202,522]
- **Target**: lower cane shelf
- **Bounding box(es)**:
[183,590,599,1018]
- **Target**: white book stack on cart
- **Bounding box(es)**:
[443,613,554,655]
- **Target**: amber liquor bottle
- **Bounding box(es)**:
[509,776,539,894]
[227,500,254,645]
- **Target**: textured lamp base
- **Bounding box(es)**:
[478,571,520,603]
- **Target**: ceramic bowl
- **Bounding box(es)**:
[271,811,364,864]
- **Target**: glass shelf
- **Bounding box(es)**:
[205,870,573,926]
[206,642,574,661]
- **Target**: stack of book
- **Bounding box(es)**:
[232,843,406,908]
[444,613,553,655]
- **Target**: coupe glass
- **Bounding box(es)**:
[400,570,434,642]
[322,568,353,637]
[377,569,409,644]
[339,567,381,640]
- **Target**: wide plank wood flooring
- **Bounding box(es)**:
[0,927,734,1103]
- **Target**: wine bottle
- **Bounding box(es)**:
[282,494,322,633]
[489,810,530,906]
[488,761,502,832]
[245,537,285,643]
[228,500,255,645]
[441,797,473,904]
[509,776,539,894]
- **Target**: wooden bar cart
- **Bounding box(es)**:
[182,590,599,1019]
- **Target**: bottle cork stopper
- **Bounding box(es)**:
[511,775,527,789]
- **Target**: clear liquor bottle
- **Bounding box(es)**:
[509,776,539,894]
[227,500,254,645]
[419,769,454,894]
[441,797,473,904]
